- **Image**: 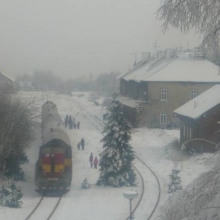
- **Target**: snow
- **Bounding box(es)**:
[121,52,220,83]
[174,84,220,119]
[0,91,215,220]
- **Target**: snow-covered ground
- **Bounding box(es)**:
[0,91,214,220]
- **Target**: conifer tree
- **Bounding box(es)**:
[97,99,136,187]
[168,169,182,193]
[0,181,23,208]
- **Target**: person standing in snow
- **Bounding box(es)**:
[77,142,81,150]
[68,115,72,129]
[64,115,68,129]
[93,157,98,169]
[89,153,93,168]
[77,121,80,129]
[81,138,85,150]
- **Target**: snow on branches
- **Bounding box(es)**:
[162,151,220,220]
[157,0,220,51]
[97,99,136,187]
[168,169,182,193]
[0,93,37,180]
[0,180,23,208]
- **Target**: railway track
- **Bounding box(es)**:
[135,156,161,220]
[24,195,62,220]
[71,98,104,132]
[23,93,63,220]
[39,92,161,219]
[71,95,161,220]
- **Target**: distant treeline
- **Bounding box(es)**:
[16,70,120,95]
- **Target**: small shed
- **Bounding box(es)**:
[174,85,220,153]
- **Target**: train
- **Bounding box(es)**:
[35,101,72,194]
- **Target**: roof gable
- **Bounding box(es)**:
[174,85,220,119]
[0,72,14,82]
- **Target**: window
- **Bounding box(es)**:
[190,90,197,100]
[160,111,167,124]
[161,89,167,101]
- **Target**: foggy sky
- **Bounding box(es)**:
[0,0,201,80]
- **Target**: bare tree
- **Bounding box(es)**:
[0,94,38,179]
[157,0,220,51]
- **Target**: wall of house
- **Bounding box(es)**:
[119,79,148,101]
[142,81,220,128]
[178,104,220,152]
[120,79,127,96]
[121,104,138,127]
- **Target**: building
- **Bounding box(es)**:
[118,49,220,128]
[174,85,220,152]
[0,71,15,93]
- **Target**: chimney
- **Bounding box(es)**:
[141,52,150,63]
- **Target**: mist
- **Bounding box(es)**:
[0,0,200,79]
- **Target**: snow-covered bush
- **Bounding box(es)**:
[168,169,182,193]
[0,181,22,208]
[97,99,136,187]
[162,151,220,220]
[81,178,90,189]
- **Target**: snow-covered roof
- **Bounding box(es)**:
[117,96,137,108]
[0,71,14,82]
[117,60,150,80]
[117,96,146,109]
[120,52,220,83]
[174,85,220,119]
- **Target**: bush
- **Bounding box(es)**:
[0,181,23,208]
[4,153,29,181]
[168,169,182,193]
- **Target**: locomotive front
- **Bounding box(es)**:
[35,101,72,194]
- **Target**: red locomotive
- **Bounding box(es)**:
[35,101,72,194]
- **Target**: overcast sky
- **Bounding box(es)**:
[0,0,201,80]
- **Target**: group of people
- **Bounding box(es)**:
[77,139,98,168]
[77,138,85,150]
[65,115,80,130]
[89,153,99,169]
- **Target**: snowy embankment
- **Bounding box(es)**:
[0,91,214,220]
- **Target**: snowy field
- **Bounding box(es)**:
[0,91,214,220]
